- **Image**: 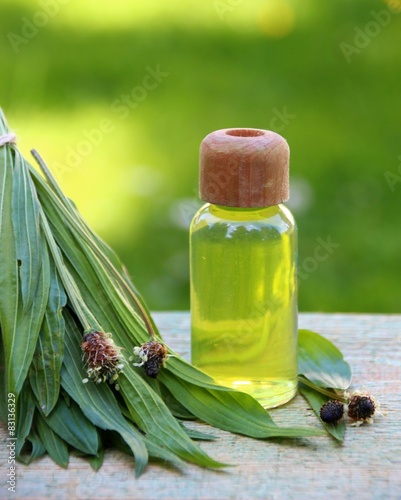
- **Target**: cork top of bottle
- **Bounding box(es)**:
[199,128,290,208]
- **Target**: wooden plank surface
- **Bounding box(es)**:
[1,312,400,500]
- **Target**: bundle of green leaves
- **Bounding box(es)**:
[0,110,351,475]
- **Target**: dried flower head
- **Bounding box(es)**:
[319,399,344,424]
[131,340,168,378]
[81,330,124,387]
[347,390,379,426]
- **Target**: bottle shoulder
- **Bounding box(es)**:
[191,203,296,230]
[190,203,296,240]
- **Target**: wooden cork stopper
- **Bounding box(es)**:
[199,128,290,207]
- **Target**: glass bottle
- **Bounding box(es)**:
[190,128,298,408]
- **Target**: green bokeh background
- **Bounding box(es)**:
[1,0,400,312]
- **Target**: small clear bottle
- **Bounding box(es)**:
[190,128,298,408]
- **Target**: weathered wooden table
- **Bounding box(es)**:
[1,312,400,500]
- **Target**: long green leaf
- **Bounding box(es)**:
[30,257,67,415]
[166,355,238,390]
[159,384,197,419]
[179,423,217,441]
[35,411,69,467]
[298,329,352,390]
[0,114,53,397]
[0,129,19,396]
[106,429,186,470]
[299,383,345,442]
[39,396,99,456]
[61,311,148,477]
[119,367,226,469]
[38,202,99,332]
[62,305,189,470]
[17,429,46,465]
[88,446,104,471]
[13,238,51,396]
[161,371,322,439]
[16,385,36,456]
[12,151,42,311]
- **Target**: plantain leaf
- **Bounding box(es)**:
[38,396,99,456]
[17,429,46,465]
[160,371,322,439]
[179,423,217,441]
[61,310,148,477]
[299,383,345,442]
[30,256,67,415]
[35,411,69,467]
[12,152,42,312]
[159,384,197,419]
[16,384,36,456]
[298,329,352,390]
[37,200,100,332]
[165,355,238,390]
[118,367,227,469]
[106,429,186,469]
[0,129,20,396]
[88,446,104,471]
[0,117,52,396]
[13,238,51,396]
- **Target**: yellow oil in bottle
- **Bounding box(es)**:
[190,203,298,408]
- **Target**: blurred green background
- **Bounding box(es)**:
[1,0,400,312]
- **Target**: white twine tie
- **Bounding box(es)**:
[0,133,17,147]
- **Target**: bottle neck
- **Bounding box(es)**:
[206,203,288,222]
[212,204,277,211]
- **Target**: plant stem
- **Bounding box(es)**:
[298,375,348,402]
[31,149,156,339]
[39,205,99,332]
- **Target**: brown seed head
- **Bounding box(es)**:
[348,394,376,423]
[81,330,124,385]
[132,340,168,378]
